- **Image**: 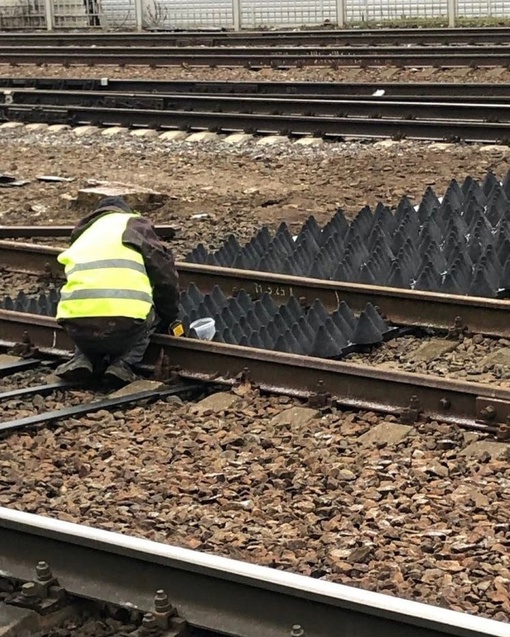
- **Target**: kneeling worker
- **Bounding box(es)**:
[55,196,180,385]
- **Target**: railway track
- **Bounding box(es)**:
[1,26,510,46]
[4,89,510,142]
[0,507,506,637]
[1,240,510,430]
[2,45,510,67]
[6,88,510,122]
[4,78,510,98]
[1,240,508,338]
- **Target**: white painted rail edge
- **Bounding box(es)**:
[0,507,508,636]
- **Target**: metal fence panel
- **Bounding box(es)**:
[0,0,46,29]
[345,0,448,23]
[0,0,510,32]
[457,0,510,17]
[240,0,337,28]
[143,0,233,29]
[99,0,136,28]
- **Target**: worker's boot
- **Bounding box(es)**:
[55,353,93,382]
[104,360,137,386]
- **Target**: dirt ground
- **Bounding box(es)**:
[1,130,509,259]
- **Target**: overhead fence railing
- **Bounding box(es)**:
[0,0,509,31]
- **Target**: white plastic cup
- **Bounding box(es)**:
[190,317,216,341]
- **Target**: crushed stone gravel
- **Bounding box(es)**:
[1,64,509,84]
[0,387,508,622]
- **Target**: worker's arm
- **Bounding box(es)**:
[122,216,180,326]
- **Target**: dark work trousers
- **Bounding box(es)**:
[59,308,158,370]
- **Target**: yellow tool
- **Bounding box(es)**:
[169,320,185,337]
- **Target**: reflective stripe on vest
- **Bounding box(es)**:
[56,212,153,321]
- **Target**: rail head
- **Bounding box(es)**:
[0,507,506,637]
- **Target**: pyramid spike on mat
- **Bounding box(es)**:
[259,292,279,316]
[310,324,343,358]
[461,175,476,196]
[419,217,443,246]
[300,215,322,241]
[214,330,226,344]
[451,257,472,290]
[279,305,298,330]
[286,295,304,321]
[351,311,383,346]
[468,237,487,264]
[373,203,396,234]
[310,251,335,280]
[184,243,208,264]
[496,236,510,266]
[413,263,440,292]
[469,266,497,298]
[386,262,409,289]
[357,262,378,285]
[205,252,222,267]
[499,255,510,290]
[338,300,357,331]
[253,300,273,326]
[482,170,500,197]
[307,298,330,324]
[329,208,350,237]
[353,205,374,236]
[502,169,510,200]
[234,289,253,313]
[364,303,389,333]
[291,322,313,356]
[395,195,416,224]
[441,178,464,212]
[485,186,509,227]
[210,285,228,308]
[366,254,390,284]
[323,317,349,350]
[330,308,354,341]
[330,259,355,283]
[232,250,251,270]
[417,186,440,222]
[220,305,238,329]
[297,314,317,344]
[248,332,265,350]
[257,249,285,274]
[221,327,236,344]
[441,269,466,295]
[295,229,321,254]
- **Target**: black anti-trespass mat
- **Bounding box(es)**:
[0,286,399,360]
[185,171,510,298]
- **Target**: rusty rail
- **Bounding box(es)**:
[1,241,508,338]
[0,308,507,430]
[0,225,175,239]
[2,48,510,68]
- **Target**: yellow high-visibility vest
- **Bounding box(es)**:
[56,212,153,320]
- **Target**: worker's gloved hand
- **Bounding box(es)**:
[168,320,184,337]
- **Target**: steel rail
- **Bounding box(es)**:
[0,224,175,239]
[5,102,510,143]
[0,308,507,427]
[0,508,507,637]
[6,89,510,123]
[0,383,201,432]
[0,380,72,401]
[0,241,508,337]
[2,49,510,67]
[0,358,40,377]
[2,26,510,46]
[4,78,510,98]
